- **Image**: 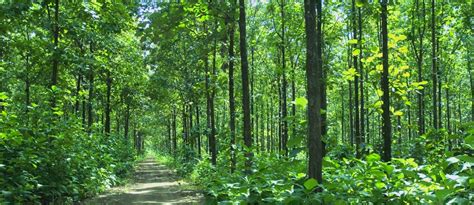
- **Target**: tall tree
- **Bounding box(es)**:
[280,0,288,156]
[239,0,252,171]
[304,0,323,183]
[381,0,392,162]
[50,0,60,107]
[227,1,237,172]
[431,0,438,129]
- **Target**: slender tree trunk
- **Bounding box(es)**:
[349,81,354,146]
[239,0,252,171]
[469,51,473,121]
[341,87,345,143]
[358,7,365,150]
[291,57,297,143]
[352,0,361,158]
[195,104,201,157]
[204,19,217,164]
[431,0,438,129]
[228,9,236,171]
[172,107,177,155]
[105,70,112,135]
[124,103,130,143]
[168,117,172,154]
[304,0,323,183]
[381,0,392,162]
[24,54,30,116]
[87,42,94,131]
[280,0,288,156]
[50,0,59,107]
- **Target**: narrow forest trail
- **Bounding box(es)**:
[83,157,204,205]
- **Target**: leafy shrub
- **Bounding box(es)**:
[187,131,473,204]
[0,95,137,204]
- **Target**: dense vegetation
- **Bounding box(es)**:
[1,0,473,204]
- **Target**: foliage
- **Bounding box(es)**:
[188,128,473,204]
[0,95,137,203]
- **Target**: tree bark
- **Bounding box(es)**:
[431,0,438,129]
[280,0,288,156]
[304,0,323,183]
[105,70,112,135]
[381,0,392,162]
[50,0,59,107]
[352,0,361,158]
[239,0,252,171]
[87,42,94,131]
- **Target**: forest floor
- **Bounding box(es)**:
[83,157,204,205]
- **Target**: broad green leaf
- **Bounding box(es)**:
[374,100,383,108]
[348,39,358,44]
[464,135,474,148]
[355,0,366,7]
[393,110,403,116]
[352,49,361,56]
[295,97,308,108]
[376,89,383,97]
[366,153,381,163]
[304,178,318,190]
[375,182,386,189]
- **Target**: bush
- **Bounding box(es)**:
[0,100,137,204]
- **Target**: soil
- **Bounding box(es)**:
[83,157,204,205]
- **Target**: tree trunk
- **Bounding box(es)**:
[381,0,392,162]
[195,105,201,157]
[50,0,59,107]
[431,0,438,129]
[239,0,252,171]
[172,107,177,155]
[105,70,112,135]
[124,103,130,143]
[280,0,288,156]
[352,0,361,158]
[304,0,323,183]
[87,43,94,131]
[358,7,365,151]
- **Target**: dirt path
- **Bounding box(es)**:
[83,157,204,205]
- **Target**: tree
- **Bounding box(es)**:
[239,0,252,171]
[227,0,237,172]
[304,0,323,183]
[381,0,392,162]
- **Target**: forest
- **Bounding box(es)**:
[0,0,473,204]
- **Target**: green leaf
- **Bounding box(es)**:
[304,178,318,190]
[356,0,366,7]
[375,182,386,189]
[374,101,383,109]
[348,39,358,44]
[352,49,361,56]
[296,173,306,179]
[366,153,381,163]
[393,110,403,116]
[464,135,474,148]
[295,97,308,108]
[376,89,383,97]
[383,164,394,175]
[456,155,474,163]
[446,157,460,165]
[0,92,7,100]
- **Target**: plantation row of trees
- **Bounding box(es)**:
[146,0,471,172]
[1,1,151,203]
[1,0,472,204]
[143,0,473,203]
